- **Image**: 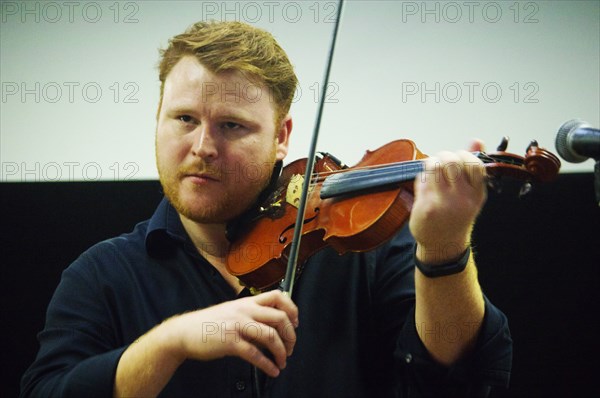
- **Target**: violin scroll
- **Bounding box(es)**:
[481,137,561,180]
[523,140,562,182]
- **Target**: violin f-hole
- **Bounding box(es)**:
[278,208,320,244]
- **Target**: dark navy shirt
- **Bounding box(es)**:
[21,197,512,397]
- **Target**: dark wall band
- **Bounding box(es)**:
[1,173,599,398]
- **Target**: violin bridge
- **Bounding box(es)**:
[286,174,314,208]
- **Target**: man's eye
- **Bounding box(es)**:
[223,122,242,130]
[179,115,194,124]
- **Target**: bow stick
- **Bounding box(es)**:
[280,0,345,297]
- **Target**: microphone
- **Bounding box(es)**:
[555,119,600,163]
[556,119,600,207]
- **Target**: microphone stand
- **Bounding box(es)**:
[595,160,600,207]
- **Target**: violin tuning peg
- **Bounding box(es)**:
[526,140,539,153]
[519,182,533,198]
[487,177,503,193]
[496,136,509,152]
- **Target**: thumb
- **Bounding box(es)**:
[468,138,485,152]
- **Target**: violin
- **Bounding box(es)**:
[225,137,561,291]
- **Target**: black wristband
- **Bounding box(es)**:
[413,245,471,278]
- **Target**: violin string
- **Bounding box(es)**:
[307,153,470,181]
[315,162,426,186]
[309,159,425,181]
[307,152,504,186]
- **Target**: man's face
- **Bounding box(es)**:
[156,56,291,224]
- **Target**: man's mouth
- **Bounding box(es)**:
[181,170,221,184]
[182,171,221,184]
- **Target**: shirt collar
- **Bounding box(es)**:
[145,197,190,257]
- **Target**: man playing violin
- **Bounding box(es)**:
[21,21,512,397]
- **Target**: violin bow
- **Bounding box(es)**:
[280,0,345,297]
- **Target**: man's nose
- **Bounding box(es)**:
[191,124,218,159]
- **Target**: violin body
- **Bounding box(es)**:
[226,138,560,291]
[226,140,426,290]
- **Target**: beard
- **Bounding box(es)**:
[157,154,276,225]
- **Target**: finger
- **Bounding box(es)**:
[236,340,281,378]
[253,290,299,327]
[241,323,289,370]
[468,138,485,152]
[455,150,486,188]
[430,151,462,189]
[250,307,297,356]
[419,155,445,188]
[430,150,485,191]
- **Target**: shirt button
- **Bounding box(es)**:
[404,353,412,363]
[235,380,246,391]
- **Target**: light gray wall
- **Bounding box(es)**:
[1,0,599,181]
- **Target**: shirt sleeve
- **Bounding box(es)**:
[20,249,127,398]
[374,227,513,397]
[394,298,512,397]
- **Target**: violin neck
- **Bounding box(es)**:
[319,160,424,199]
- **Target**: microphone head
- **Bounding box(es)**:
[555,119,590,163]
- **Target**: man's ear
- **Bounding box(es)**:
[275,115,292,161]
